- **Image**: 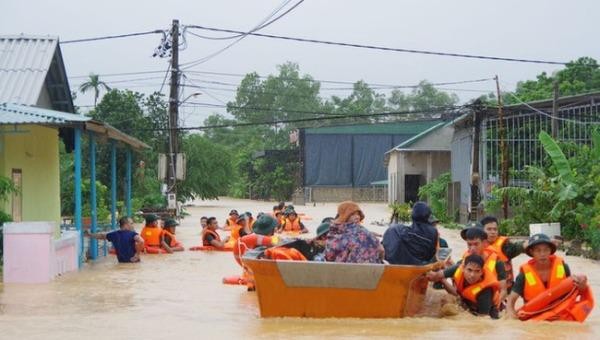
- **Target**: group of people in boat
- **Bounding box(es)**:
[87,199,594,322]
[225,200,594,322]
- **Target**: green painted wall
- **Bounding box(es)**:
[0,125,61,226]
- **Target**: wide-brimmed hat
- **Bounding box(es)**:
[145,214,158,223]
[164,218,178,228]
[525,233,557,257]
[460,225,487,241]
[229,209,239,216]
[316,222,330,238]
[334,201,365,224]
[252,215,278,236]
[460,222,483,239]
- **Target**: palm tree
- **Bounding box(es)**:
[79,73,111,108]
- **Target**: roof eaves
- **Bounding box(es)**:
[392,122,445,150]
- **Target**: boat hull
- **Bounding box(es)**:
[243,258,434,318]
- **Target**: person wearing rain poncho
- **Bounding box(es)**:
[382,201,439,265]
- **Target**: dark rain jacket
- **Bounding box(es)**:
[382,202,439,265]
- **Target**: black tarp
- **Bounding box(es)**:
[304,133,413,187]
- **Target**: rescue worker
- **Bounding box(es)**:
[200,216,208,230]
[439,253,500,318]
[277,210,308,234]
[223,209,240,231]
[480,215,525,293]
[233,215,280,290]
[161,218,184,253]
[202,217,230,249]
[506,233,593,321]
[427,227,507,303]
[140,214,162,252]
[310,222,330,261]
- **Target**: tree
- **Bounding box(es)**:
[179,134,233,200]
[79,73,111,108]
[227,62,324,148]
[388,81,459,118]
[507,57,600,103]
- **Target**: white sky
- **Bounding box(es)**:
[1,0,598,127]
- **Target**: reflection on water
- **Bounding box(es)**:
[1,199,599,339]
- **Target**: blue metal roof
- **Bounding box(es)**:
[0,102,89,125]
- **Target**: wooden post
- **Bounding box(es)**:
[552,80,559,138]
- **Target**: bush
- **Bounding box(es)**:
[418,172,454,223]
[389,202,412,223]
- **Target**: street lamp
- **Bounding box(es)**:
[178,92,202,106]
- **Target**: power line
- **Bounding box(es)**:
[183,73,493,89]
[61,30,164,44]
[69,70,167,79]
[185,0,303,41]
[180,101,461,117]
[180,0,304,68]
[185,25,568,65]
[147,106,465,131]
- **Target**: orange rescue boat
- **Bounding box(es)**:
[243,251,443,318]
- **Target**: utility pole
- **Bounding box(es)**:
[470,101,483,221]
[552,80,559,138]
[167,19,180,201]
[495,75,509,219]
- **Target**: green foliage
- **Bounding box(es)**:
[539,131,574,182]
[81,179,111,222]
[0,175,18,226]
[389,202,412,223]
[388,81,459,114]
[79,73,110,107]
[179,134,233,200]
[487,130,600,253]
[417,172,453,222]
[506,57,600,103]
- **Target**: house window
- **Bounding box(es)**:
[11,169,22,222]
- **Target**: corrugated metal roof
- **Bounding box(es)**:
[0,102,89,125]
[0,35,59,105]
[304,119,441,135]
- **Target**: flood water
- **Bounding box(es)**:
[1,198,599,339]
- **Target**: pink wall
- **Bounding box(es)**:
[2,222,79,283]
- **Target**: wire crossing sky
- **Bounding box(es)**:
[2,0,597,127]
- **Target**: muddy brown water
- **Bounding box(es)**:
[1,198,599,339]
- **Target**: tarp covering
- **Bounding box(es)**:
[304,133,413,187]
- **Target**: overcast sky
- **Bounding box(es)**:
[1,0,598,127]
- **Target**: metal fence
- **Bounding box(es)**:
[61,223,115,262]
[482,100,600,193]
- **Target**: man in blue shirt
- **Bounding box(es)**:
[86,216,144,263]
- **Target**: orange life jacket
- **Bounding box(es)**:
[453,252,500,305]
[141,225,161,247]
[233,233,275,266]
[517,256,595,322]
[488,236,514,289]
[521,255,566,302]
[230,224,244,240]
[282,218,302,232]
[161,229,181,247]
[264,247,307,261]
[224,217,238,230]
[202,228,221,246]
